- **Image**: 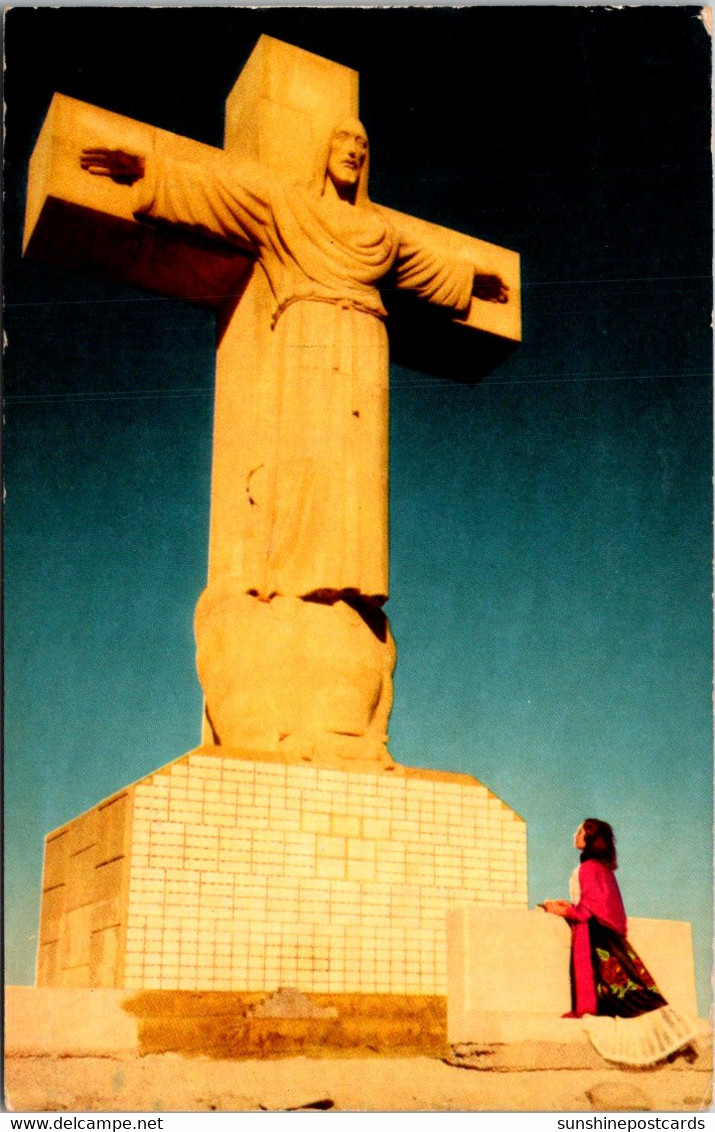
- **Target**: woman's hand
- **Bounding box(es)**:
[473,271,509,304]
[542,899,572,917]
[80,148,146,184]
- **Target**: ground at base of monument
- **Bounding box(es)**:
[8,986,711,1064]
[6,987,712,1112]
[5,1050,712,1113]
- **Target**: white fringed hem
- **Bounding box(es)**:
[583,1005,710,1067]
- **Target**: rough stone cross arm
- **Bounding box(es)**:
[23,39,520,381]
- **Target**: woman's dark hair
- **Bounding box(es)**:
[580,818,617,869]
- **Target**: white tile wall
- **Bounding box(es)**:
[124,754,528,992]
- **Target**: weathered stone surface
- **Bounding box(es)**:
[247,986,339,1018]
[37,791,133,989]
[586,1080,652,1112]
[5,1044,713,1112]
[24,94,253,306]
[225,35,359,187]
[5,986,449,1060]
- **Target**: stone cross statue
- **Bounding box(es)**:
[25,36,520,769]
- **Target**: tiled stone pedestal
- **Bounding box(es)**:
[37,748,527,993]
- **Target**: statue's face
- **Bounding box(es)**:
[326,119,368,193]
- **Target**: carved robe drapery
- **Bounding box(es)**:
[134,154,474,604]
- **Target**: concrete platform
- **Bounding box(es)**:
[5,986,448,1060]
[6,986,711,1112]
[0,985,657,1064]
[447,907,701,1045]
[6,987,140,1058]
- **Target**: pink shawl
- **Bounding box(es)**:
[566,858,627,1016]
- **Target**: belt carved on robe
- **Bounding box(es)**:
[271,295,387,373]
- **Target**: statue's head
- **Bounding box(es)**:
[308,117,370,203]
[326,118,368,200]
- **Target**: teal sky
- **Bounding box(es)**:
[4,7,712,1012]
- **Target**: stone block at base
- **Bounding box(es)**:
[37,747,527,994]
[5,986,448,1059]
[5,987,140,1057]
[446,907,700,1045]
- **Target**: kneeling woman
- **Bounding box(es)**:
[543,818,702,1064]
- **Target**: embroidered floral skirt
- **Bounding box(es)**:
[587,920,667,1018]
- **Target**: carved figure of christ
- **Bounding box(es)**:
[28,37,518,766]
[81,122,507,609]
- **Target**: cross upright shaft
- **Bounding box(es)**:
[24,34,520,767]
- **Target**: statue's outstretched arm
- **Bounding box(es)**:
[80,148,146,184]
[81,146,270,251]
[393,226,509,310]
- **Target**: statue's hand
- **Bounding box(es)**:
[473,272,509,304]
[80,148,145,184]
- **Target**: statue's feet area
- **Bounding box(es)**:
[195,583,396,766]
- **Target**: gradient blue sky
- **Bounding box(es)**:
[4,7,712,1011]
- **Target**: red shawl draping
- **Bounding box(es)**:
[566,858,627,1016]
